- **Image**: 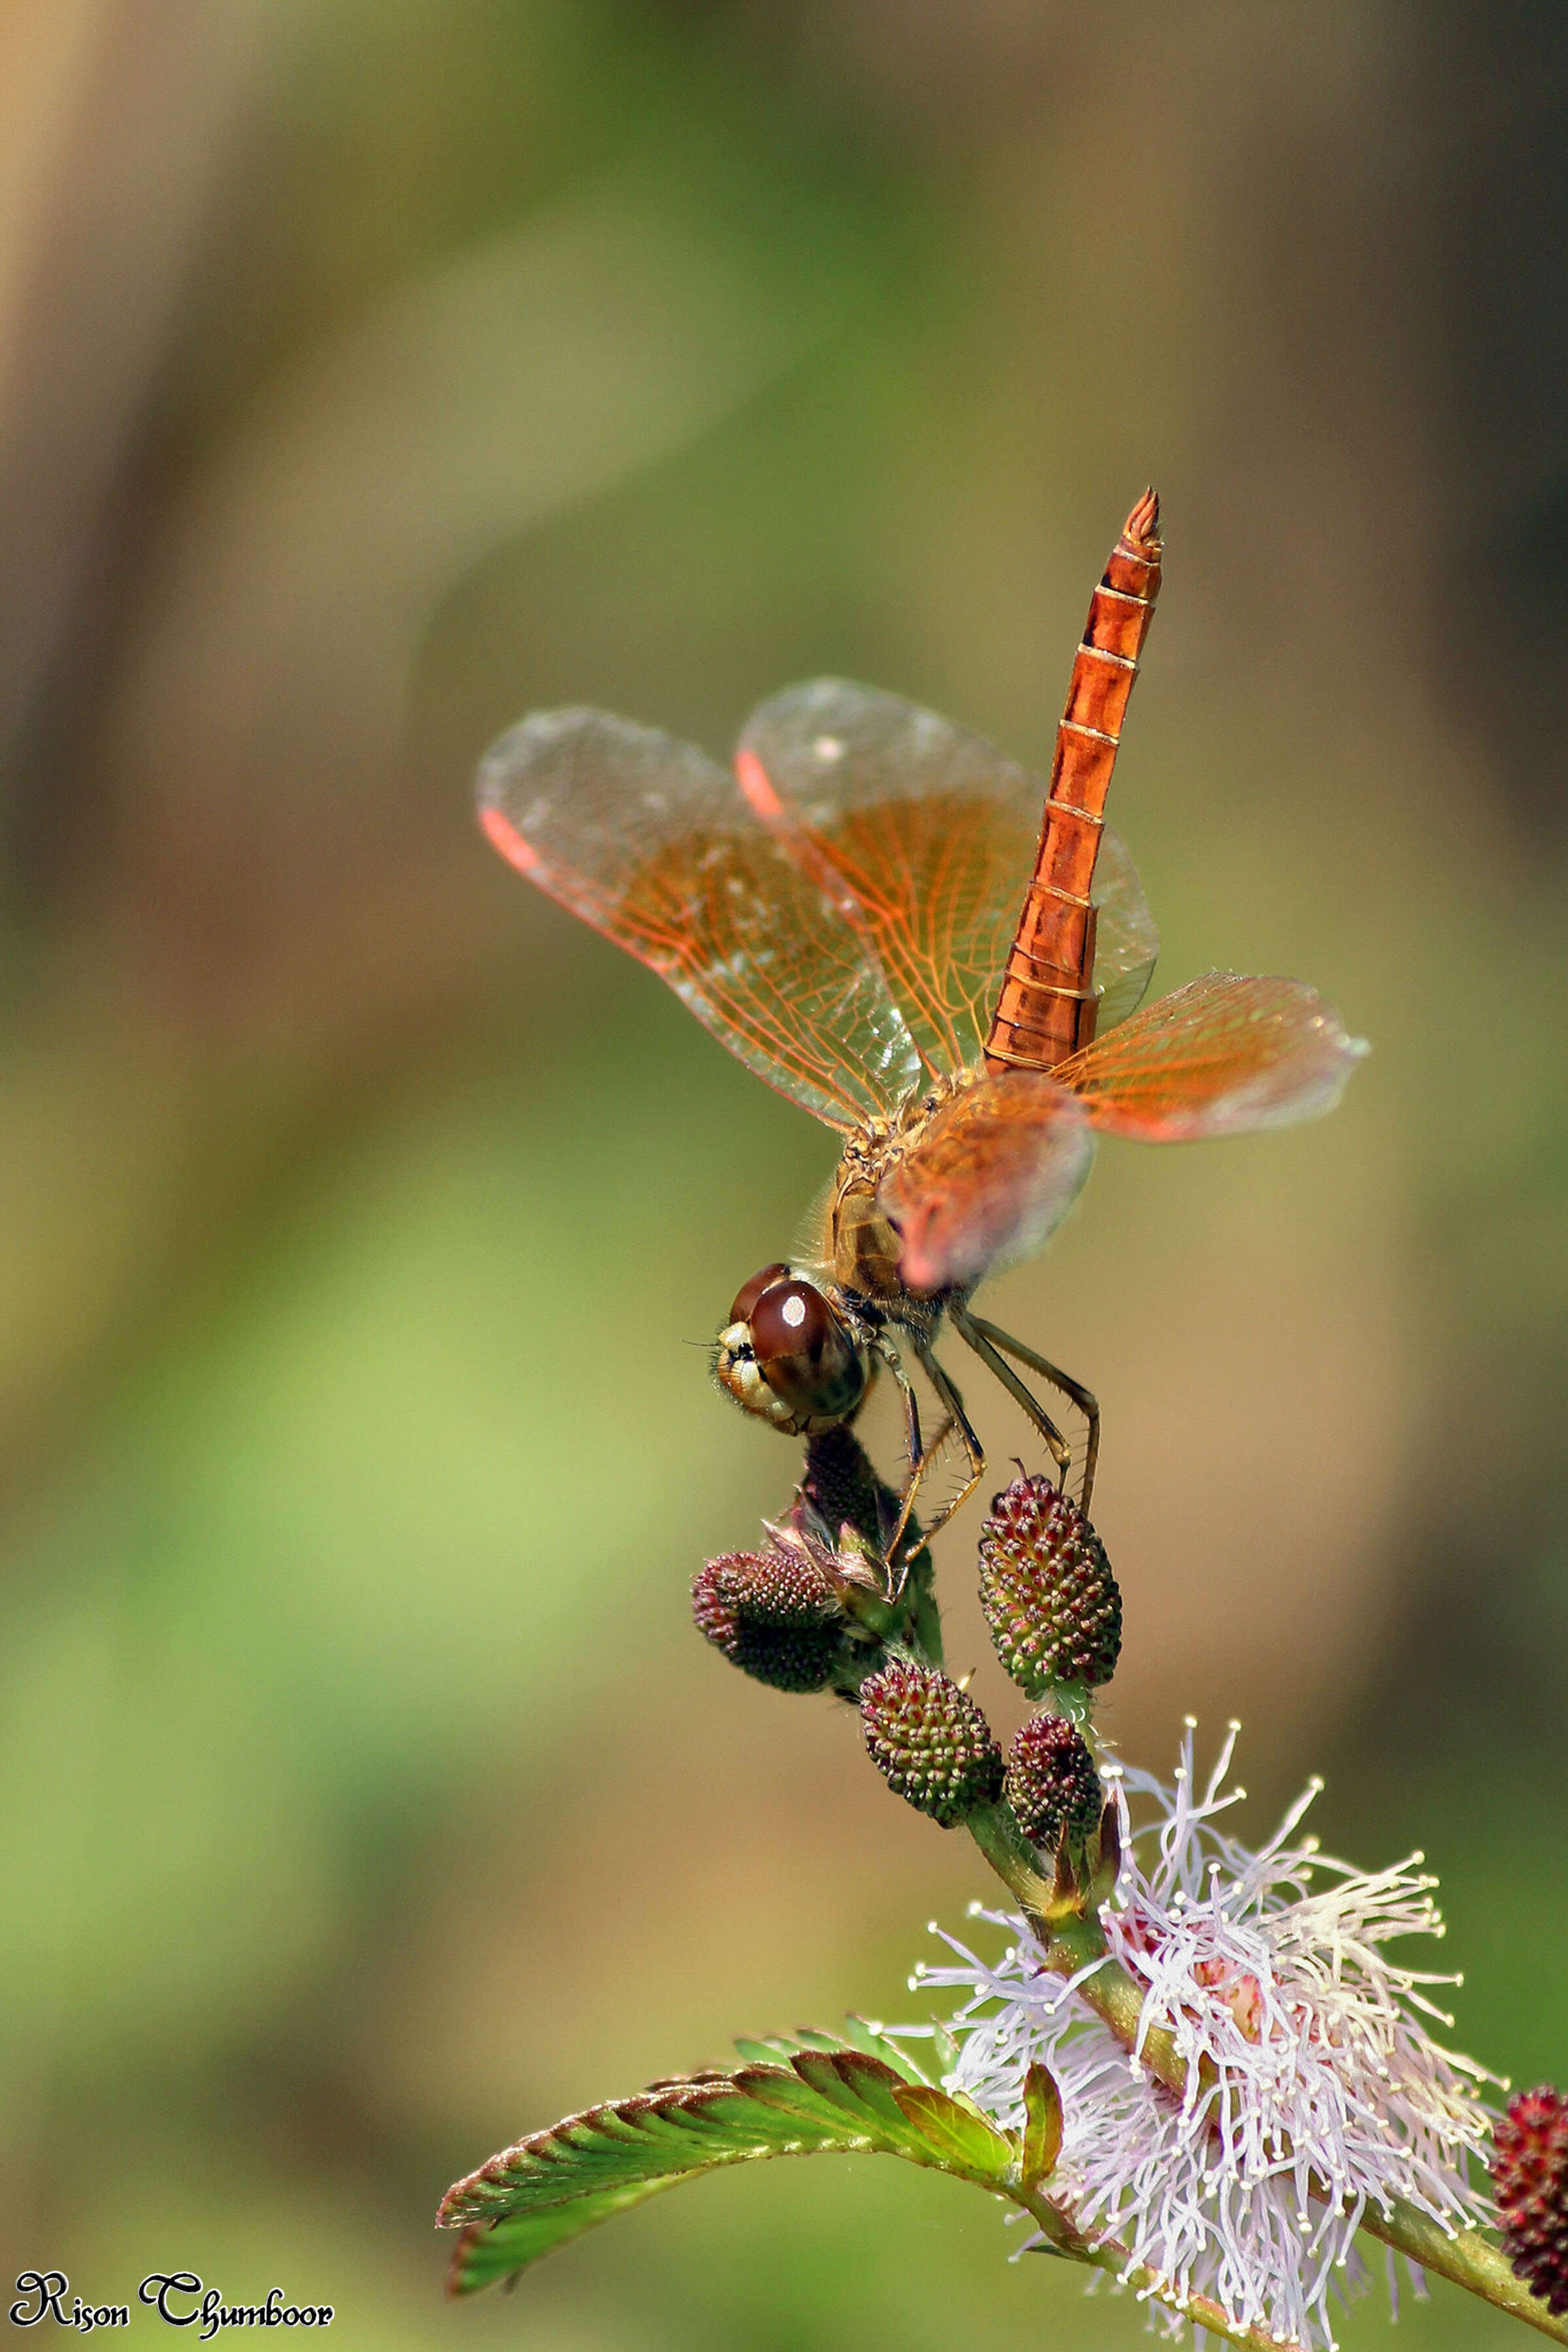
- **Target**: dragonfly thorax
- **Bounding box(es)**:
[829,1077,967,1306]
[831,1183,905,1302]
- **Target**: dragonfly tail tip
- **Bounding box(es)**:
[1123,486,1162,553]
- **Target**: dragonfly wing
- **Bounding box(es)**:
[877,1072,1094,1296]
[1056,972,1369,1140]
[736,679,1158,1075]
[1090,825,1161,1032]
[478,708,922,1130]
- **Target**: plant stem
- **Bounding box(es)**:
[908,1557,943,1669]
[1356,2200,1568,2342]
[964,1801,1054,1913]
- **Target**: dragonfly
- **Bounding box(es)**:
[476,492,1366,1560]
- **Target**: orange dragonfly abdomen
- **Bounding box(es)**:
[983,489,1163,1075]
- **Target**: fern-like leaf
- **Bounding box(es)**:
[439,2048,1017,2296]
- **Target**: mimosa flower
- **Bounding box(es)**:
[905,1724,1499,2349]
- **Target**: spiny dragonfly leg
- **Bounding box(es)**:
[874,1333,924,1477]
[871,1336,955,1597]
[952,1308,1099,1513]
[879,1337,985,1582]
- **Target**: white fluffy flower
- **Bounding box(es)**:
[907,1722,1499,2349]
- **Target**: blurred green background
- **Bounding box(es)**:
[0,1,1565,2342]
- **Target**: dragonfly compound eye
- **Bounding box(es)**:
[727,1262,791,1328]
[747,1280,868,1426]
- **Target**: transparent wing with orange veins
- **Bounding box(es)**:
[476,708,923,1131]
[877,1072,1095,1296]
[736,681,1160,1077]
[1054,972,1369,1140]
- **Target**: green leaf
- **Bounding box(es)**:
[439,2051,1019,2295]
[837,2014,936,2082]
[1021,2061,1063,2191]
[731,2035,800,2066]
[889,2082,1015,2176]
[448,2181,678,2296]
[732,2017,931,2082]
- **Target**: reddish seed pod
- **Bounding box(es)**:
[692,1544,843,1694]
[858,1660,1003,1827]
[798,1425,899,1553]
[1004,1711,1102,1849]
[977,1473,1121,1699]
[1493,2085,1568,2317]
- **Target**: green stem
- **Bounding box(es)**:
[964,1801,1054,1914]
[908,1556,943,1669]
[1356,2202,1568,2342]
[1036,1908,1191,2097]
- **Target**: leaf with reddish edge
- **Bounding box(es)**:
[890,2082,1016,2174]
[732,2018,932,2083]
[1021,2061,1064,2192]
[439,2048,1018,2298]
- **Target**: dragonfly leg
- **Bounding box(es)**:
[867,1337,953,1594]
[873,1333,924,1473]
[970,1319,1099,1513]
[949,1307,1087,1505]
[879,1337,986,1581]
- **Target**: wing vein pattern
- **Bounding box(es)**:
[736,680,1159,1079]
[1056,972,1369,1138]
[477,708,923,1130]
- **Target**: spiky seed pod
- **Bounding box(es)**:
[1492,2085,1568,2316]
[858,1661,1003,1827]
[692,1544,843,1693]
[977,1473,1122,1699]
[799,1426,896,1553]
[1004,1711,1103,1849]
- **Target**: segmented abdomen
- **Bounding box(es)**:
[983,491,1162,1075]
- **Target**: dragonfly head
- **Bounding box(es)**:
[713,1264,870,1435]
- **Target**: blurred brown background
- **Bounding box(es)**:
[0,1,1564,2342]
